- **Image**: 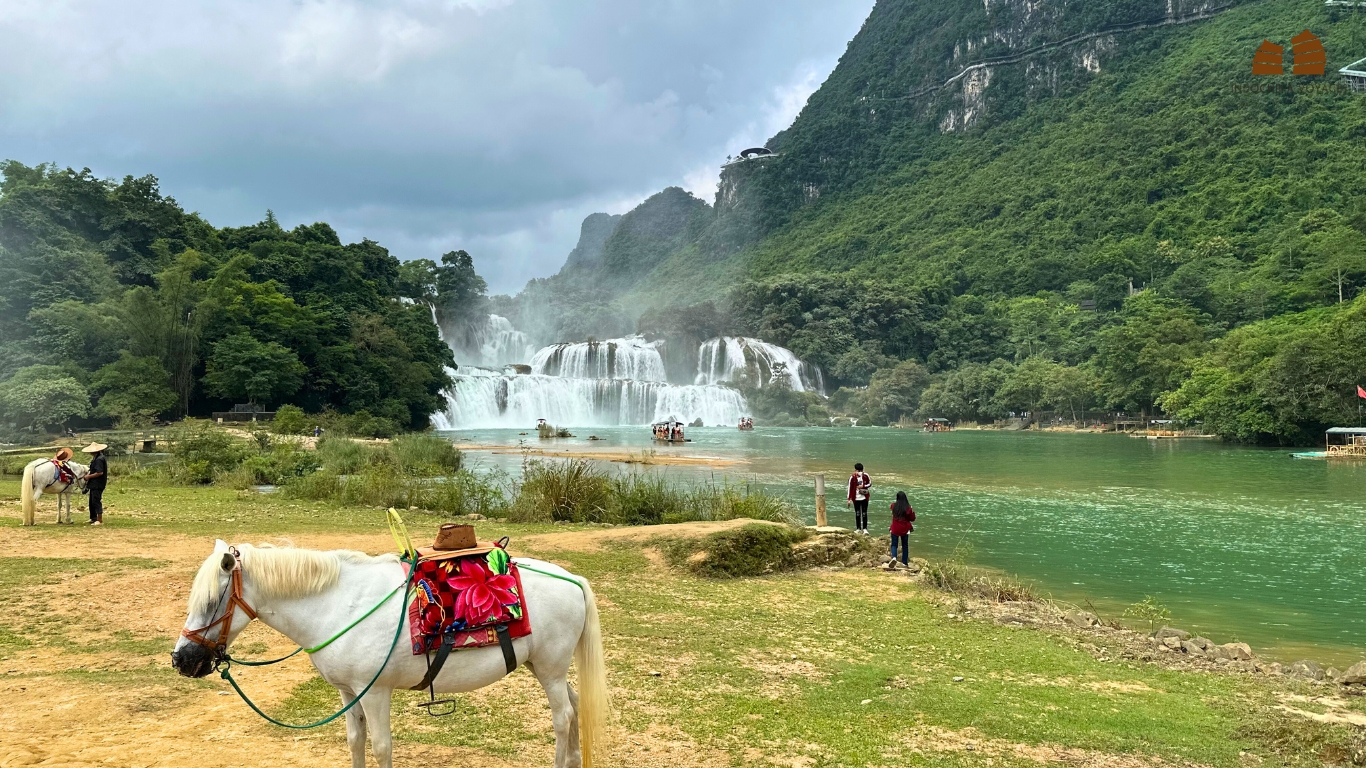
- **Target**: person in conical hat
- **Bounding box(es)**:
[82,443,108,526]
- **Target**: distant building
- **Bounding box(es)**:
[1342,56,1366,92]
[722,147,778,167]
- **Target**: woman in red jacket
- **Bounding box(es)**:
[888,491,915,567]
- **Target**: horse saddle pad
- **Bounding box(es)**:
[48,460,75,488]
[408,547,531,655]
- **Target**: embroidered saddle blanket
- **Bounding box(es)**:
[48,460,75,488]
[407,547,531,655]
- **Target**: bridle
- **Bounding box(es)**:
[181,547,257,658]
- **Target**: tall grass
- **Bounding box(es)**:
[510,458,614,523]
[508,458,801,526]
[391,433,461,475]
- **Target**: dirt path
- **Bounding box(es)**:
[0,512,744,768]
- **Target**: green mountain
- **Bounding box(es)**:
[511,0,1366,442]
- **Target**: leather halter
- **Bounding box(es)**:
[181,548,258,654]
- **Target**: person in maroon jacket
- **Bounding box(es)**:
[888,490,915,567]
[846,462,871,534]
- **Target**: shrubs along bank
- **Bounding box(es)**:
[139,423,801,525]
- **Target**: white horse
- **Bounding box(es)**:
[172,541,609,768]
[20,459,89,526]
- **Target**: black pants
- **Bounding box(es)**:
[88,487,104,522]
[853,498,868,530]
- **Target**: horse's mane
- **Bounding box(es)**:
[189,543,398,614]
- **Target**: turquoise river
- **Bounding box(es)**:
[445,427,1366,665]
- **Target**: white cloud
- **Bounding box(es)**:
[0,0,874,291]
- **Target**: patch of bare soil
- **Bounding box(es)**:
[0,521,733,768]
[888,725,1200,767]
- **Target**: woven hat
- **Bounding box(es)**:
[82,443,108,454]
[53,448,73,461]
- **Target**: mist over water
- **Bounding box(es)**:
[433,315,817,428]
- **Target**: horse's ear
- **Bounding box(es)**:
[220,552,236,571]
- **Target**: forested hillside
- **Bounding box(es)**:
[511,0,1366,443]
[0,162,460,436]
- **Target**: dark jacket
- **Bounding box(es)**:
[86,454,108,491]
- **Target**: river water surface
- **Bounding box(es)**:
[445,427,1366,664]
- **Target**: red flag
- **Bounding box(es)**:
[1358,385,1366,399]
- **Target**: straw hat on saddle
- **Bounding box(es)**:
[82,443,108,454]
[53,447,73,462]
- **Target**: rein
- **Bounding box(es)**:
[182,547,417,729]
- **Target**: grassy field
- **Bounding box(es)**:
[0,475,1361,767]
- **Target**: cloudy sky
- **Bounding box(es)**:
[0,0,873,294]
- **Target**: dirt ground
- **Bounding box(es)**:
[0,514,757,768]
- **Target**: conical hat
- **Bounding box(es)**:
[82,443,108,453]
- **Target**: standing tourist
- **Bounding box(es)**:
[83,442,108,526]
[888,491,915,568]
[846,462,871,534]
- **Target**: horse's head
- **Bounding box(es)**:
[172,540,256,678]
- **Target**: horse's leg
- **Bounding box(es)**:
[565,682,582,761]
[339,687,367,768]
[533,666,579,768]
[359,689,394,768]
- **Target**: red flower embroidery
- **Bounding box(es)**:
[447,558,518,627]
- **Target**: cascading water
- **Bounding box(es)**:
[530,336,666,382]
[454,314,537,367]
[434,320,821,428]
[695,337,825,394]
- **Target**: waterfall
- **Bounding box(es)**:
[433,318,824,429]
[694,337,825,394]
[529,335,666,382]
[433,375,745,429]
[441,312,537,368]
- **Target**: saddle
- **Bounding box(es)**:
[48,460,76,488]
[406,526,531,710]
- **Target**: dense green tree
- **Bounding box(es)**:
[0,365,90,431]
[90,353,176,424]
[203,333,307,407]
[1093,293,1208,415]
[1162,295,1366,443]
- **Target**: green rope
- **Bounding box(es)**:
[228,646,303,667]
[220,559,416,729]
[514,561,585,590]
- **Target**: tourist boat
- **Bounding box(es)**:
[1293,428,1366,459]
[1326,427,1366,458]
[652,419,689,443]
[923,418,952,432]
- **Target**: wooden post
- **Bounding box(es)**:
[815,473,827,527]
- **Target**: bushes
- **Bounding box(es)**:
[662,523,810,578]
[271,405,307,435]
[168,422,253,484]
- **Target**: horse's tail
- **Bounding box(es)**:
[574,578,610,768]
[20,460,38,526]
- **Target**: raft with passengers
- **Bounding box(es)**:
[652,419,690,443]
